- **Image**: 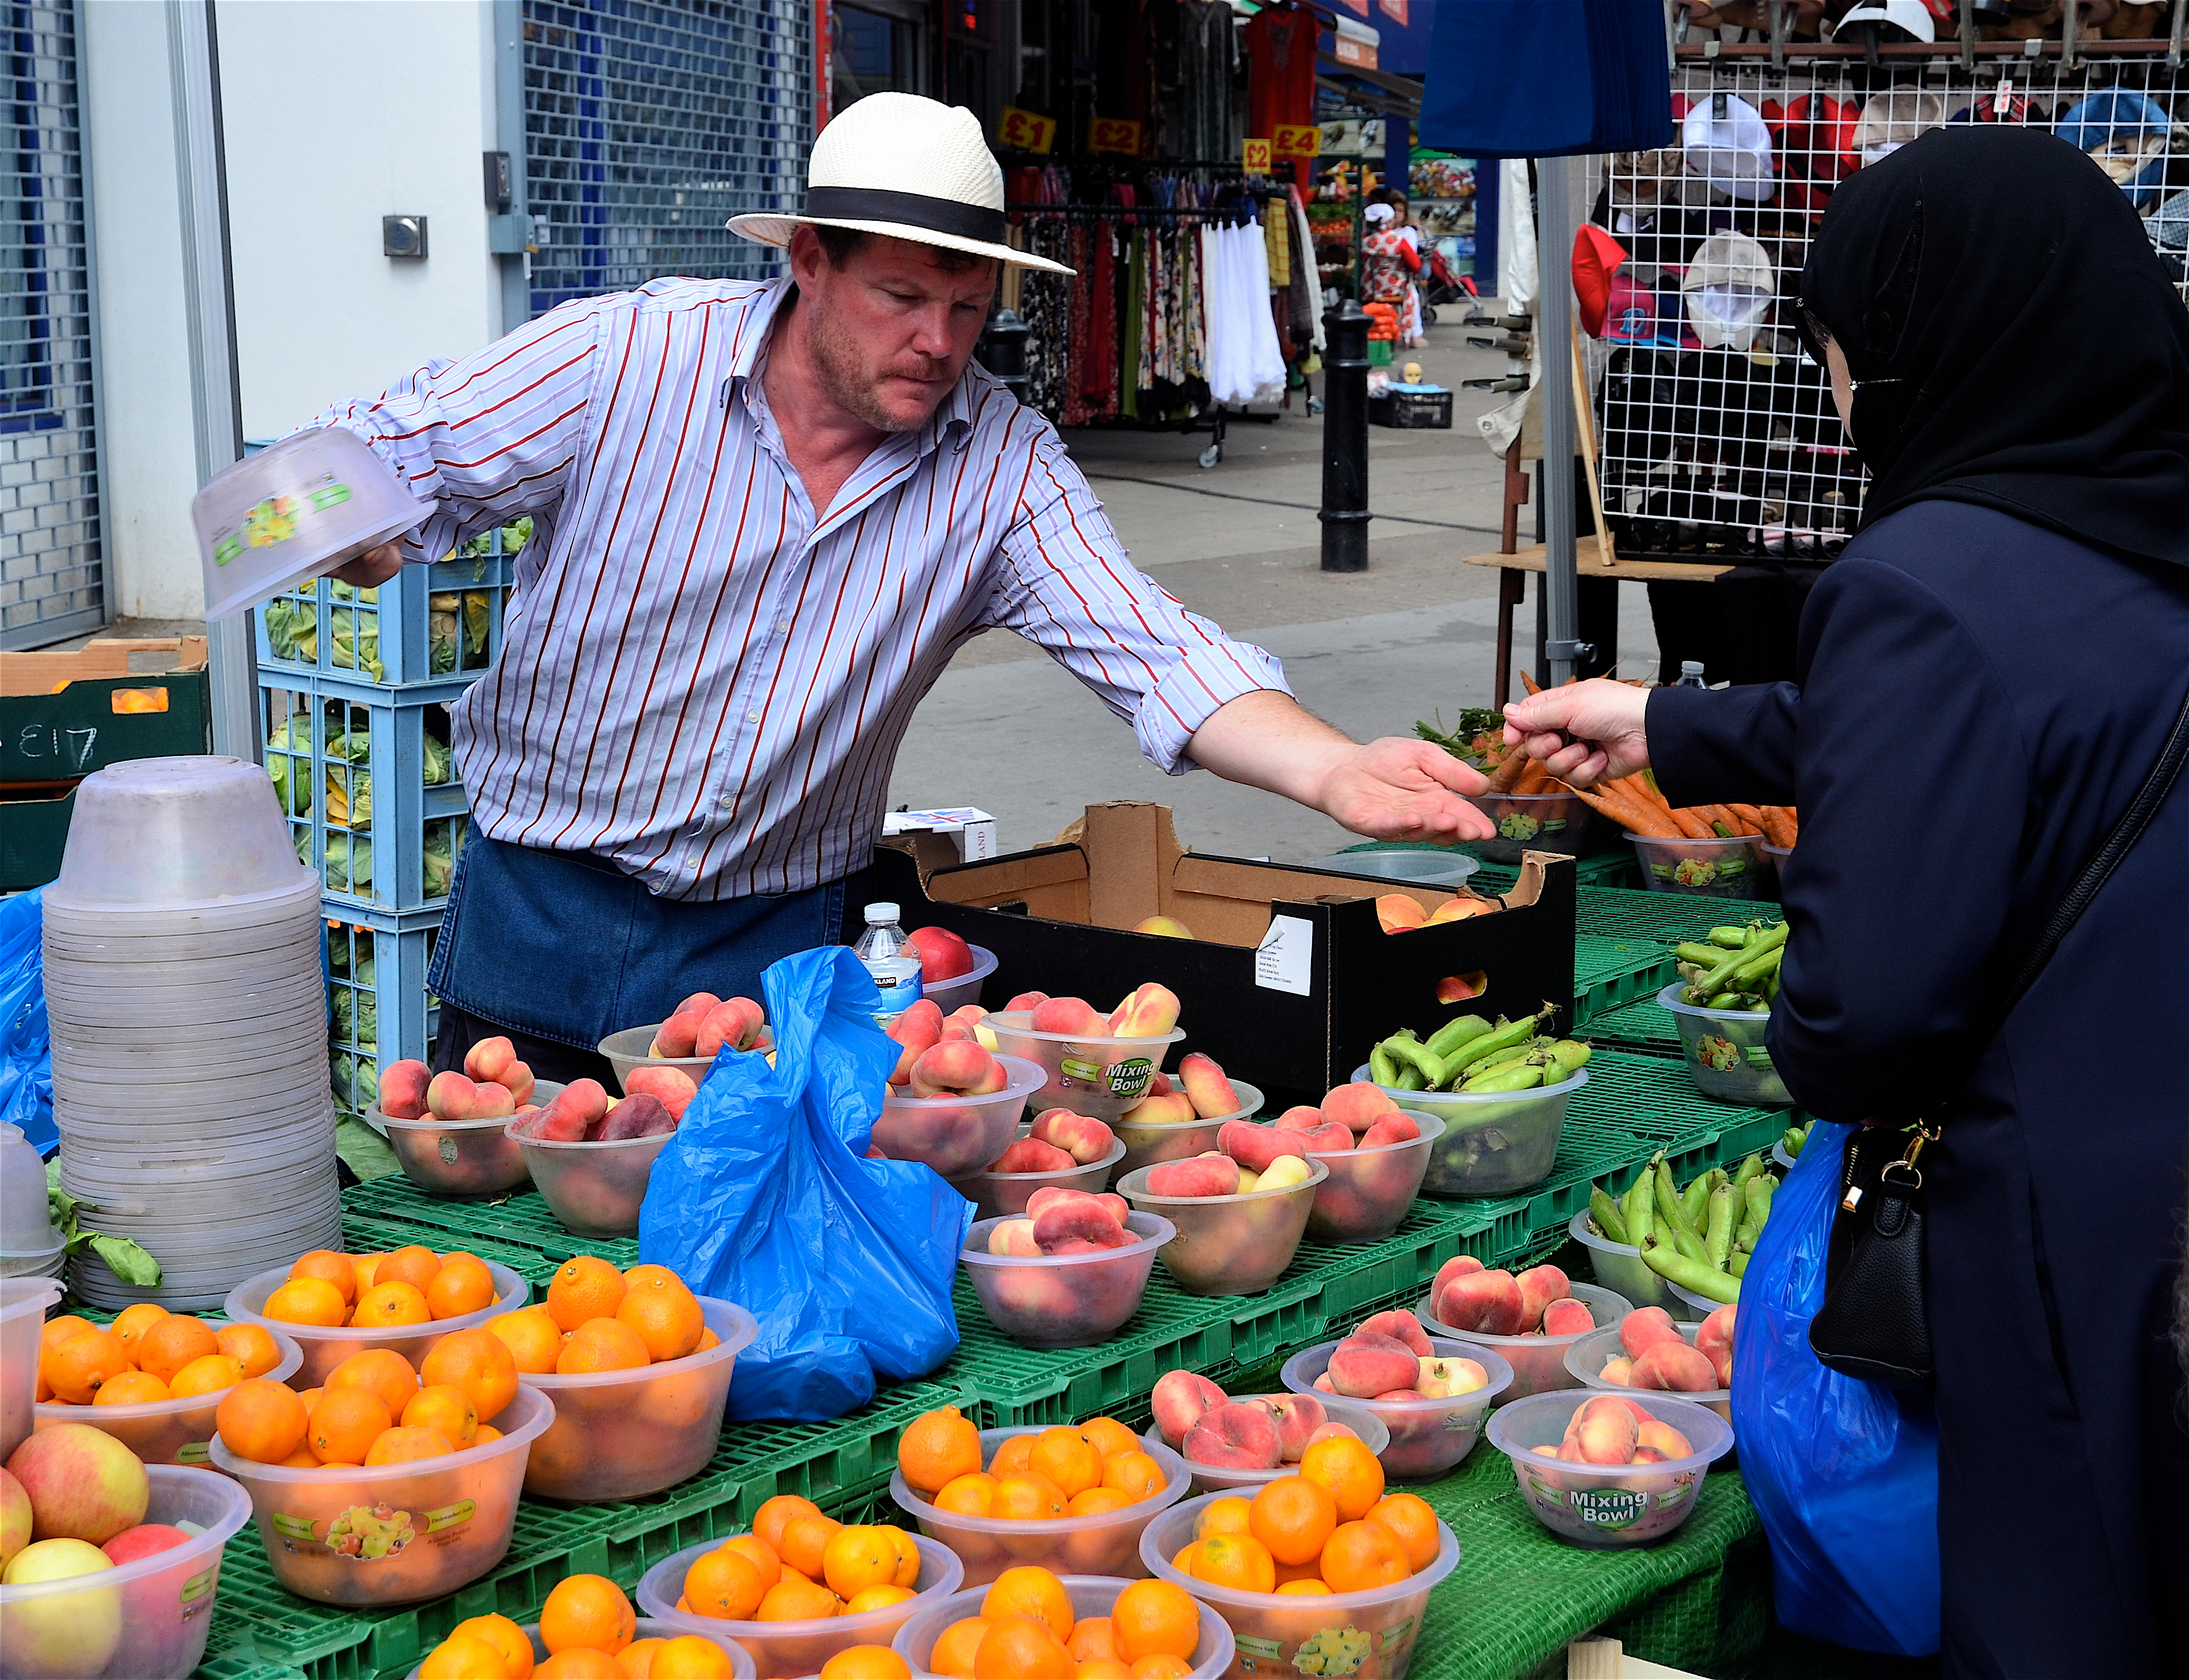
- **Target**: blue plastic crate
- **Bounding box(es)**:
[254,522,525,689]
[324,906,441,1119]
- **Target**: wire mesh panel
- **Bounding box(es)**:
[523,0,811,317]
[0,0,99,650]
[1595,49,2189,566]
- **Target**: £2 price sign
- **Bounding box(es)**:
[998,106,1057,153]
[1273,123,1320,161]
[1089,117,1142,157]
[1242,137,1274,173]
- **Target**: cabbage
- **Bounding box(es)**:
[422,736,453,787]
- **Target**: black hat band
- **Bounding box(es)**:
[801,186,1007,246]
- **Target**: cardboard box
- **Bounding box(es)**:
[880,805,999,874]
[0,637,212,784]
[0,784,74,892]
[862,802,1575,1108]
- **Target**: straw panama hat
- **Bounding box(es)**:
[729,92,1073,274]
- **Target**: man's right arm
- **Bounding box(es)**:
[313,302,605,585]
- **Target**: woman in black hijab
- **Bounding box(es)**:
[1509,126,2189,1678]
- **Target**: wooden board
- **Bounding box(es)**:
[1463,543,1733,583]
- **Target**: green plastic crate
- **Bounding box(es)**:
[1575,885,1779,944]
[341,1178,637,1269]
[340,1211,558,1291]
[1335,840,1641,895]
[1578,994,1682,1058]
[1572,934,1679,1023]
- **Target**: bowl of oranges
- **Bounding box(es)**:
[1138,1475,1459,1680]
[491,1254,758,1504]
[407,1576,756,1678]
[893,1566,1235,1678]
[225,1246,530,1387]
[207,1329,553,1606]
[889,1410,1191,1590]
[634,1496,965,1679]
[32,1305,300,1465]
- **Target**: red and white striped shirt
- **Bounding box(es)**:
[317,277,1287,901]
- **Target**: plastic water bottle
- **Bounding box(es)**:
[1675,661,1708,689]
[854,902,925,1025]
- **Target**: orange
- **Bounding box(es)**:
[1170,1543,1201,1575]
[475,1424,503,1445]
[422,1327,520,1423]
[694,1328,720,1353]
[309,1387,394,1465]
[753,1495,824,1557]
[1194,1496,1253,1541]
[1112,1578,1199,1662]
[365,1424,456,1465]
[487,1307,565,1374]
[420,1632,512,1679]
[352,1281,433,1328]
[44,1327,131,1403]
[1100,1449,1166,1502]
[1299,1435,1385,1521]
[536,1654,624,1679]
[778,1511,843,1579]
[991,1474,1067,1521]
[616,1272,703,1363]
[928,1617,992,1678]
[327,1348,421,1418]
[1276,1579,1333,1595]
[546,1256,627,1332]
[262,1276,348,1328]
[556,1318,650,1374]
[1367,1491,1441,1571]
[649,1637,736,1679]
[753,1577,840,1621]
[821,1524,900,1599]
[897,1405,982,1495]
[110,1302,171,1356]
[352,1253,386,1296]
[1192,1533,1276,1594]
[987,1433,1035,1480]
[135,1315,219,1383]
[844,1584,916,1613]
[276,1448,323,1468]
[1080,1415,1141,1464]
[1068,1486,1135,1517]
[1319,1518,1411,1593]
[215,1322,284,1380]
[39,1315,93,1351]
[541,1574,637,1655]
[215,1377,309,1464]
[971,1617,1075,1679]
[1130,1659,1192,1679]
[169,1353,246,1399]
[980,1566,1074,1640]
[404,1383,480,1447]
[1069,1618,1120,1661]
[716,1534,781,1590]
[883,1523,919,1588]
[617,1639,666,1678]
[1250,1475,1338,1567]
[1026,1426,1102,1498]
[91,1370,171,1406]
[1078,1665,1133,1680]
[426,1253,499,1320]
[683,1547,766,1620]
[452,1614,535,1680]
[932,1471,998,1517]
[378,1245,445,1292]
[289,1249,361,1305]
[816,1649,910,1679]
[296,1389,323,1412]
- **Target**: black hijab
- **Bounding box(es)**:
[1798,125,2189,566]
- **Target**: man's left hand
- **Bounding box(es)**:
[1313,736,1495,844]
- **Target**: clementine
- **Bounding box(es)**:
[377,1245,444,1292]
[262,1276,348,1328]
[215,1377,309,1464]
[352,1281,433,1328]
[927,1617,991,1679]
[821,1524,899,1599]
[421,1326,520,1423]
[615,1271,703,1362]
[451,1614,535,1680]
[778,1511,843,1579]
[1026,1426,1102,1498]
[309,1388,394,1465]
[1299,1434,1385,1521]
[753,1577,839,1621]
[556,1317,650,1374]
[1079,1415,1141,1464]
[991,1474,1067,1521]
[979,1566,1074,1640]
[752,1494,824,1556]
[1192,1533,1277,1593]
[545,1255,626,1332]
[896,1404,982,1495]
[215,1322,284,1379]
[932,1472,998,1517]
[364,1424,456,1466]
[815,1648,909,1679]
[1366,1491,1441,1571]
[486,1307,563,1374]
[91,1370,171,1406]
[1112,1578,1199,1661]
[1319,1517,1411,1592]
[1100,1449,1166,1502]
[540,1574,637,1655]
[683,1547,765,1620]
[1249,1475,1338,1567]
[649,1636,736,1679]
[327,1348,421,1417]
[425,1254,498,1320]
[135,1315,219,1383]
[419,1632,511,1679]
[288,1249,360,1305]
[168,1353,246,1399]
[972,1617,1075,1679]
[43,1327,131,1403]
[403,1383,480,1447]
[109,1302,170,1356]
[715,1533,781,1589]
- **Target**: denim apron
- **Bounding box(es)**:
[427,834,866,1052]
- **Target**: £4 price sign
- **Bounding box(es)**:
[1242,137,1273,173]
[1273,123,1320,161]
[1089,117,1142,156]
[998,106,1057,153]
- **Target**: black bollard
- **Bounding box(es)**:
[977,308,1032,406]
[1320,299,1371,572]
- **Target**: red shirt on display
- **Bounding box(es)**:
[1243,1,1319,139]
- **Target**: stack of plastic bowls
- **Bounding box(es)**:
[41,757,342,1310]
[0,1122,64,1280]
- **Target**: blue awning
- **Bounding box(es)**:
[1417,0,1673,159]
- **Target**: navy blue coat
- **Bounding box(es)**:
[1649,502,2189,1679]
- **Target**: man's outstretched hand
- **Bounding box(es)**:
[1502,679,1653,787]
[1312,735,1496,844]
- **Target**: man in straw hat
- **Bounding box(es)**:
[314,93,1493,1082]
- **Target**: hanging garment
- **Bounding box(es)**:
[1202,221,1286,405]
[1243,1,1318,140]
[1179,2,1238,163]
[1288,189,1323,348]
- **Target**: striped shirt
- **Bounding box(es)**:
[316,276,1289,902]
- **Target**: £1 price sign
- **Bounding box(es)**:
[1089,117,1142,156]
[998,106,1057,153]
[1242,137,1274,173]
[1273,123,1320,161]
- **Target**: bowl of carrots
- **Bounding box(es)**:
[1558,775,1797,900]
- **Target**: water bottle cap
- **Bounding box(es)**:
[1680,661,1706,677]
[864,902,900,925]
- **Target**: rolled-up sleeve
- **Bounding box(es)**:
[986,431,1289,773]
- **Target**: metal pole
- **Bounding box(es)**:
[167,0,256,762]
[1536,154,1585,684]
[1319,299,1371,572]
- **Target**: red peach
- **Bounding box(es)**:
[1325,1331,1421,1399]
[905,925,975,982]
[1145,1155,1239,1198]
[1218,1121,1307,1174]
[1305,1420,1361,1449]
[987,1219,1040,1257]
[1295,1121,1357,1153]
[1183,1400,1283,1470]
[1259,1393,1327,1462]
[1151,1370,1227,1447]
[1630,1445,1668,1464]
[522,1078,611,1142]
[1024,1186,1125,1227]
[696,996,766,1057]
[1106,982,1181,1038]
[1375,894,1427,932]
[886,998,945,1084]
[1515,1265,1572,1332]
[1147,1072,1175,1096]
[1697,1304,1737,1386]
[1636,1418,1695,1460]
[1598,1355,1634,1386]
[908,1040,1008,1098]
[1436,971,1487,1003]
[1567,1395,1641,1466]
[1029,996,1107,1036]
[1178,1052,1241,1119]
[1032,1197,1134,1253]
[379,1059,431,1121]
[1095,1192,1129,1225]
[427,1070,516,1122]
[1542,1298,1597,1337]
[1358,1112,1422,1148]
[624,1064,700,1120]
[1430,1255,1485,1304]
[1122,1092,1197,1126]
[1028,1109,1115,1164]
[1321,1082,1399,1134]
[650,993,721,1057]
[1630,1341,1721,1393]
[464,1036,535,1104]
[1356,1309,1433,1357]
[1436,1269,1525,1336]
[595,1092,676,1141]
[940,1005,988,1043]
[1313,1374,1336,1394]
[1273,1105,1325,1131]
[1618,1307,1684,1361]
[1003,990,1050,1013]
[990,1138,1075,1174]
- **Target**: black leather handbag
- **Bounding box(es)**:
[1808,686,2189,1390]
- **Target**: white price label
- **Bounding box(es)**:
[1255,915,1313,995]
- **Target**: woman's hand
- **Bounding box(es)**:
[1502,679,1653,786]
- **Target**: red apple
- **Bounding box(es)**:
[102,1523,191,1566]
[906,926,976,983]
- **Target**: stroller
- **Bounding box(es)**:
[1418,243,1476,323]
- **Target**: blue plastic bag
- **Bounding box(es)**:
[1731,1121,1940,1655]
[0,888,52,1152]
[638,945,971,1421]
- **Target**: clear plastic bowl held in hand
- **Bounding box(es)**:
[519,1298,759,1502]
[209,1384,553,1606]
[1305,1112,1444,1242]
[959,1213,1174,1347]
[871,1054,1046,1178]
[1564,1321,1734,1430]
[1464,789,1620,862]
[1567,1210,1696,1319]
[1112,1080,1264,1181]
[636,1534,962,1679]
[33,1328,304,1466]
[1115,1158,1328,1297]
[1143,1396,1391,1495]
[893,1574,1237,1678]
[1627,831,1769,899]
[1417,1281,1631,1401]
[223,1259,529,1388]
[507,1122,676,1239]
[373,1079,562,1198]
[1657,983,1793,1106]
[1280,1337,1513,1482]
[890,1426,1191,1587]
[959,1125,1128,1218]
[1139,1491,1460,1680]
[1352,1063,1588,1198]
[0,1462,253,1680]
[981,1010,1188,1122]
[1485,1389,1732,1550]
[404,1622,755,1680]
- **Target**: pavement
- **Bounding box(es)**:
[886,317,1663,863]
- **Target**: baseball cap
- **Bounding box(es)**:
[1680,233,1775,352]
[2055,89,2176,209]
[1852,89,1946,165]
[1833,0,1938,39]
[1682,93,1776,204]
